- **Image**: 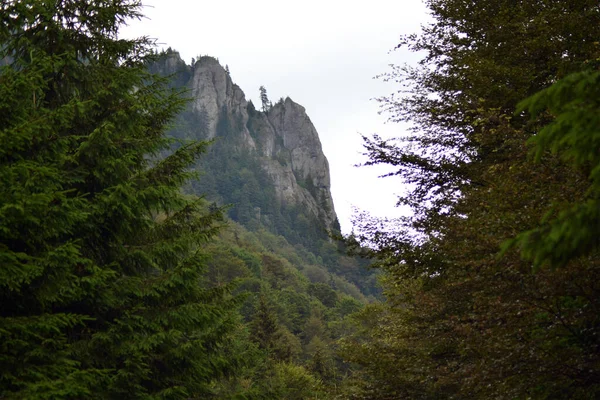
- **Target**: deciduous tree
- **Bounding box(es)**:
[344,1,600,398]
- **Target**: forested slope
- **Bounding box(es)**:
[201,221,372,398]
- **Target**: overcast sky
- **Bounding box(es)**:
[122,0,430,233]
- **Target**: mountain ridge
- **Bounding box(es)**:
[153,51,340,242]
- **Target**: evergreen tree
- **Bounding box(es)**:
[250,294,282,353]
[259,85,272,112]
[0,1,236,398]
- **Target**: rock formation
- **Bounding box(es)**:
[154,51,339,235]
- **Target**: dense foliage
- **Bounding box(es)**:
[0,1,237,398]
[344,0,600,398]
[200,221,369,398]
[510,69,600,268]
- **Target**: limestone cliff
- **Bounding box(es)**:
[155,51,339,235]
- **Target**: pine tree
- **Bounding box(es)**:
[259,85,272,113]
[0,1,236,398]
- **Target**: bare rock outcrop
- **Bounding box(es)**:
[156,52,338,233]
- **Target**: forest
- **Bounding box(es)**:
[1,0,599,399]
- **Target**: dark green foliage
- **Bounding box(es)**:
[276,289,312,334]
[343,1,600,399]
[192,221,367,398]
[250,294,281,352]
[308,283,338,308]
[366,0,600,222]
[0,1,236,398]
[508,69,600,268]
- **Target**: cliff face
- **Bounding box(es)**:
[189,57,254,146]
[259,97,337,231]
[157,52,338,234]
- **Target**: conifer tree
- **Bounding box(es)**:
[259,85,272,112]
[0,1,235,398]
[250,294,281,353]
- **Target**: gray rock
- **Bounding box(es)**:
[162,53,338,233]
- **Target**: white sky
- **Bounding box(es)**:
[122,0,429,233]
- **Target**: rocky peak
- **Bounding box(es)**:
[190,57,252,144]
[265,98,336,229]
[268,98,330,183]
[158,52,339,235]
[163,50,187,72]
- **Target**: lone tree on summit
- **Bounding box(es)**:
[259,85,272,112]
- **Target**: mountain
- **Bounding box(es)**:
[151,51,339,252]
[147,50,381,398]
